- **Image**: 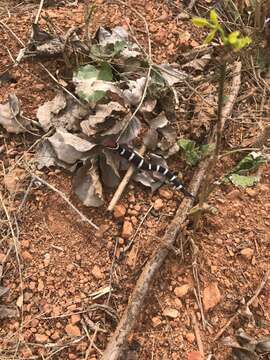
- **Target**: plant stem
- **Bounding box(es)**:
[193,58,227,230]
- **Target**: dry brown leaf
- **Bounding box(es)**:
[0,305,18,319]
[80,102,126,136]
[48,129,96,164]
[4,168,26,193]
[37,92,89,132]
[99,150,120,188]
[16,294,23,308]
[158,64,187,86]
[123,77,146,105]
[73,161,104,207]
[182,54,211,72]
[0,94,27,133]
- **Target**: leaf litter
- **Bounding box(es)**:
[1,23,266,208]
[27,25,197,207]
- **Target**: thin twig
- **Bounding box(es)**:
[101,160,206,360]
[0,20,25,46]
[106,237,119,305]
[107,144,146,211]
[214,270,270,341]
[39,63,88,108]
[247,269,270,307]
[188,0,198,10]
[30,173,99,230]
[123,203,153,253]
[16,178,34,215]
[34,0,45,24]
[84,326,99,360]
[191,311,204,358]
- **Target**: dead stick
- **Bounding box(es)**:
[107,145,146,211]
[34,0,45,24]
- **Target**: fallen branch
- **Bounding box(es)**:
[101,61,242,360]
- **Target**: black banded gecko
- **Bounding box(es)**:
[107,143,195,199]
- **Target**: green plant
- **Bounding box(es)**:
[178,138,214,166]
[192,9,252,50]
[225,151,266,187]
[191,9,252,229]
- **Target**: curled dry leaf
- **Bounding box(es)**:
[222,330,270,359]
[26,24,65,57]
[0,305,18,320]
[143,129,158,150]
[36,141,77,172]
[133,172,162,192]
[117,116,141,144]
[80,101,127,136]
[123,77,146,105]
[34,38,65,57]
[99,113,141,145]
[99,149,120,188]
[158,64,187,86]
[0,94,27,133]
[0,286,9,298]
[4,167,26,193]
[37,92,89,132]
[182,54,211,72]
[140,99,157,115]
[158,125,177,152]
[48,129,96,164]
[148,111,169,129]
[97,26,129,45]
[73,161,104,207]
[255,339,270,354]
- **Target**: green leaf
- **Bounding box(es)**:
[90,40,127,60]
[113,40,127,55]
[98,62,113,81]
[75,64,98,81]
[178,139,215,166]
[77,90,106,103]
[178,139,200,166]
[229,174,259,188]
[75,63,113,82]
[74,63,117,105]
[204,29,217,44]
[192,17,210,27]
[233,36,252,50]
[231,152,266,174]
[228,31,240,45]
[209,9,219,26]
